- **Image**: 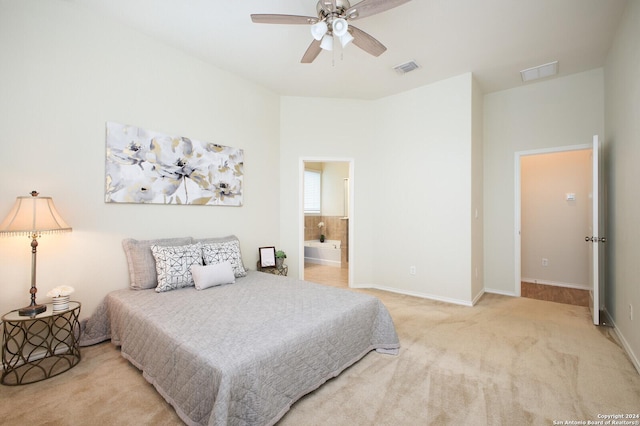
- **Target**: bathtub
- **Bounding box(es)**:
[304,239,341,267]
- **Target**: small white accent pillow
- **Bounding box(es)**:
[191,262,236,290]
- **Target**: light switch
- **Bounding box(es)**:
[566,193,576,201]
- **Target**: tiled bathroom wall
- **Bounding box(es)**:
[304,215,349,267]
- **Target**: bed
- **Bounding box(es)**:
[79,237,399,426]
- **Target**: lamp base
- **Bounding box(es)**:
[18,303,46,317]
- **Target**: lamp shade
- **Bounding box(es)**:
[332,18,348,37]
[320,34,334,51]
[310,21,328,41]
[339,31,354,48]
[0,192,71,236]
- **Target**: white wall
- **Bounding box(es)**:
[0,0,281,318]
[604,0,640,371]
[321,162,349,217]
[483,69,605,295]
[281,73,477,305]
[520,150,591,288]
[471,77,484,301]
[281,97,377,285]
[372,74,474,304]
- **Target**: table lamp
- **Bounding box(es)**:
[0,191,72,316]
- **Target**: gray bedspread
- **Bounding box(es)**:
[80,271,399,426]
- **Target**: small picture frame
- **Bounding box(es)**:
[259,246,276,268]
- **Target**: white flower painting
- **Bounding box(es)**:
[105,122,243,206]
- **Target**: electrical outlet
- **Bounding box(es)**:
[542,258,549,267]
[409,266,416,275]
[630,304,634,321]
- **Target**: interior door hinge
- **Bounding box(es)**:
[585,236,607,243]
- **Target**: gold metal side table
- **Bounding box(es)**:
[1,301,81,385]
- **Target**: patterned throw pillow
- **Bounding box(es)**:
[151,243,203,293]
[202,240,247,278]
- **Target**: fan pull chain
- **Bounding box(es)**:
[332,43,335,67]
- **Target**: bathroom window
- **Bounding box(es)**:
[304,169,321,214]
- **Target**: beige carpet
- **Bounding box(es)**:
[2,290,639,425]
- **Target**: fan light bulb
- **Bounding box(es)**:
[320,34,333,51]
[332,18,348,37]
[310,21,328,41]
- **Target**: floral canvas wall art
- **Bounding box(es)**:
[105,122,243,206]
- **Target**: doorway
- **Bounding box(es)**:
[515,145,592,306]
[300,159,353,288]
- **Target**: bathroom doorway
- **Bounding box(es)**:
[300,158,353,288]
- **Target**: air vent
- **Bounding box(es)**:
[520,61,558,82]
[393,60,420,75]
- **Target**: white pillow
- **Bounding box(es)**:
[191,262,236,290]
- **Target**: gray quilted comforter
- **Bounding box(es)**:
[80,271,399,426]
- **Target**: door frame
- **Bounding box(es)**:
[514,144,591,297]
[589,135,605,325]
[299,157,355,287]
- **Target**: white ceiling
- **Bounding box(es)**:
[67,0,627,100]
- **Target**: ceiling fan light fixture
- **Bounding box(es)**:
[332,18,349,37]
[320,34,334,51]
[310,21,328,41]
[252,0,409,64]
[339,31,354,47]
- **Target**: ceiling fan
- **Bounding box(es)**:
[251,0,411,63]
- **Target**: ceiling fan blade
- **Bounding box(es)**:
[251,14,318,25]
[301,39,323,63]
[349,25,387,57]
[345,0,411,20]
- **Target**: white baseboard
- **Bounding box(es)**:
[606,308,640,375]
[521,277,589,290]
[471,289,485,306]
[484,288,517,297]
[357,284,474,307]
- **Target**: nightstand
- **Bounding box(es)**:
[1,302,81,385]
[256,261,288,276]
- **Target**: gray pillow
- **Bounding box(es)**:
[122,237,193,289]
[194,235,240,245]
